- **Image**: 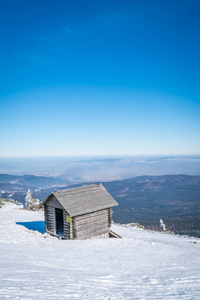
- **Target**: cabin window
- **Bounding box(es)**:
[55,208,64,237]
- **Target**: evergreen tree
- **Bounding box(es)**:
[25,189,40,209]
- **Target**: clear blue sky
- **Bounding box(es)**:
[0,0,200,157]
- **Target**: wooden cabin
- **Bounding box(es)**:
[40,184,119,240]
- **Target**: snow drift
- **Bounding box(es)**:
[0,202,200,299]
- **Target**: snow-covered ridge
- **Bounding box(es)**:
[0,203,200,299]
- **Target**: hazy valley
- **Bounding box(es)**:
[1,171,200,238]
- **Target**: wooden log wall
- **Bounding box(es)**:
[44,205,55,234]
[108,208,112,226]
[63,210,70,239]
[45,195,63,209]
[44,202,113,240]
[73,208,111,240]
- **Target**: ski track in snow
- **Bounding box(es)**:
[0,203,200,299]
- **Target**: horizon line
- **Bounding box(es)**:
[0,154,200,159]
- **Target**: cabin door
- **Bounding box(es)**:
[55,208,64,237]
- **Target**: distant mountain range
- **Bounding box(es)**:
[0,173,200,237]
[103,175,200,238]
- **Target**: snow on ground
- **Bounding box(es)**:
[0,203,200,300]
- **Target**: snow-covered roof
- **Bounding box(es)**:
[41,184,118,217]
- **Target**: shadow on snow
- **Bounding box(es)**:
[16,221,45,234]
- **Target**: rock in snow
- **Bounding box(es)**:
[0,202,200,299]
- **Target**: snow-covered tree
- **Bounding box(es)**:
[25,189,40,210]
[25,189,34,209]
[160,219,166,231]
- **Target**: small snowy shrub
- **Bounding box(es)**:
[0,198,19,208]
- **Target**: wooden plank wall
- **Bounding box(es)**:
[44,205,55,234]
[73,208,110,240]
[44,204,112,240]
[45,196,63,209]
[108,208,112,227]
[63,210,70,239]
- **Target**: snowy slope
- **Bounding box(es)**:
[0,203,200,299]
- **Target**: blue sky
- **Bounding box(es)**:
[0,0,200,157]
